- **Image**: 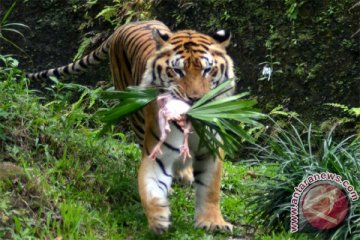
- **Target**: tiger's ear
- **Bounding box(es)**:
[152,29,171,49]
[212,30,231,48]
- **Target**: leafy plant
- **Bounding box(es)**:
[258,25,283,89]
[325,103,360,118]
[246,121,360,239]
[96,80,265,156]
[323,103,360,135]
[0,1,29,52]
[269,105,299,119]
[73,37,92,61]
[188,80,265,157]
[0,54,143,239]
[96,86,157,134]
[94,0,153,26]
[285,0,305,22]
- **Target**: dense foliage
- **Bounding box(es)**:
[247,122,360,239]
[153,0,360,122]
[3,0,359,122]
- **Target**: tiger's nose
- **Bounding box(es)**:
[188,96,200,104]
[187,90,204,101]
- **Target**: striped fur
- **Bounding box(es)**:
[27,20,235,234]
[26,39,110,80]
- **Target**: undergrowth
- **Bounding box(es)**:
[246,121,360,239]
[0,55,142,239]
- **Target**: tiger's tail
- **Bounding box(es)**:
[26,38,111,80]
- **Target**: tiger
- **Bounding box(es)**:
[26,20,235,234]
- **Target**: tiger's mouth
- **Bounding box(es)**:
[166,85,202,106]
[170,91,196,106]
[158,83,220,106]
[171,80,234,106]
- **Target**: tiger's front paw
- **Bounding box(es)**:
[195,213,233,232]
[146,198,171,234]
[149,216,171,234]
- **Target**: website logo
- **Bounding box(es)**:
[290,172,358,233]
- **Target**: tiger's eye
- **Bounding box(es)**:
[203,67,211,75]
[166,67,176,78]
[173,68,184,77]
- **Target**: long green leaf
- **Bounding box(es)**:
[189,101,257,115]
[1,1,17,25]
[191,80,234,108]
[2,28,25,38]
[101,88,157,100]
[191,93,250,110]
[187,81,265,156]
[3,22,29,28]
[100,99,152,123]
[96,86,157,126]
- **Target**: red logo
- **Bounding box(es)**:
[301,183,349,230]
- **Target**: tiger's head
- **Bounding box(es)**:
[142,28,235,103]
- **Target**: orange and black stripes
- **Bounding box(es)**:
[108,21,170,143]
[109,21,170,90]
[27,19,236,233]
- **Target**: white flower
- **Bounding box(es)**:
[261,64,273,81]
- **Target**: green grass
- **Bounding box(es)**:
[0,55,143,239]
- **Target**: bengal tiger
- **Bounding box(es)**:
[26,20,235,234]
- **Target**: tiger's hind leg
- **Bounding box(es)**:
[138,155,173,234]
[193,153,233,231]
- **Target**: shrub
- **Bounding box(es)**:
[246,121,360,239]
